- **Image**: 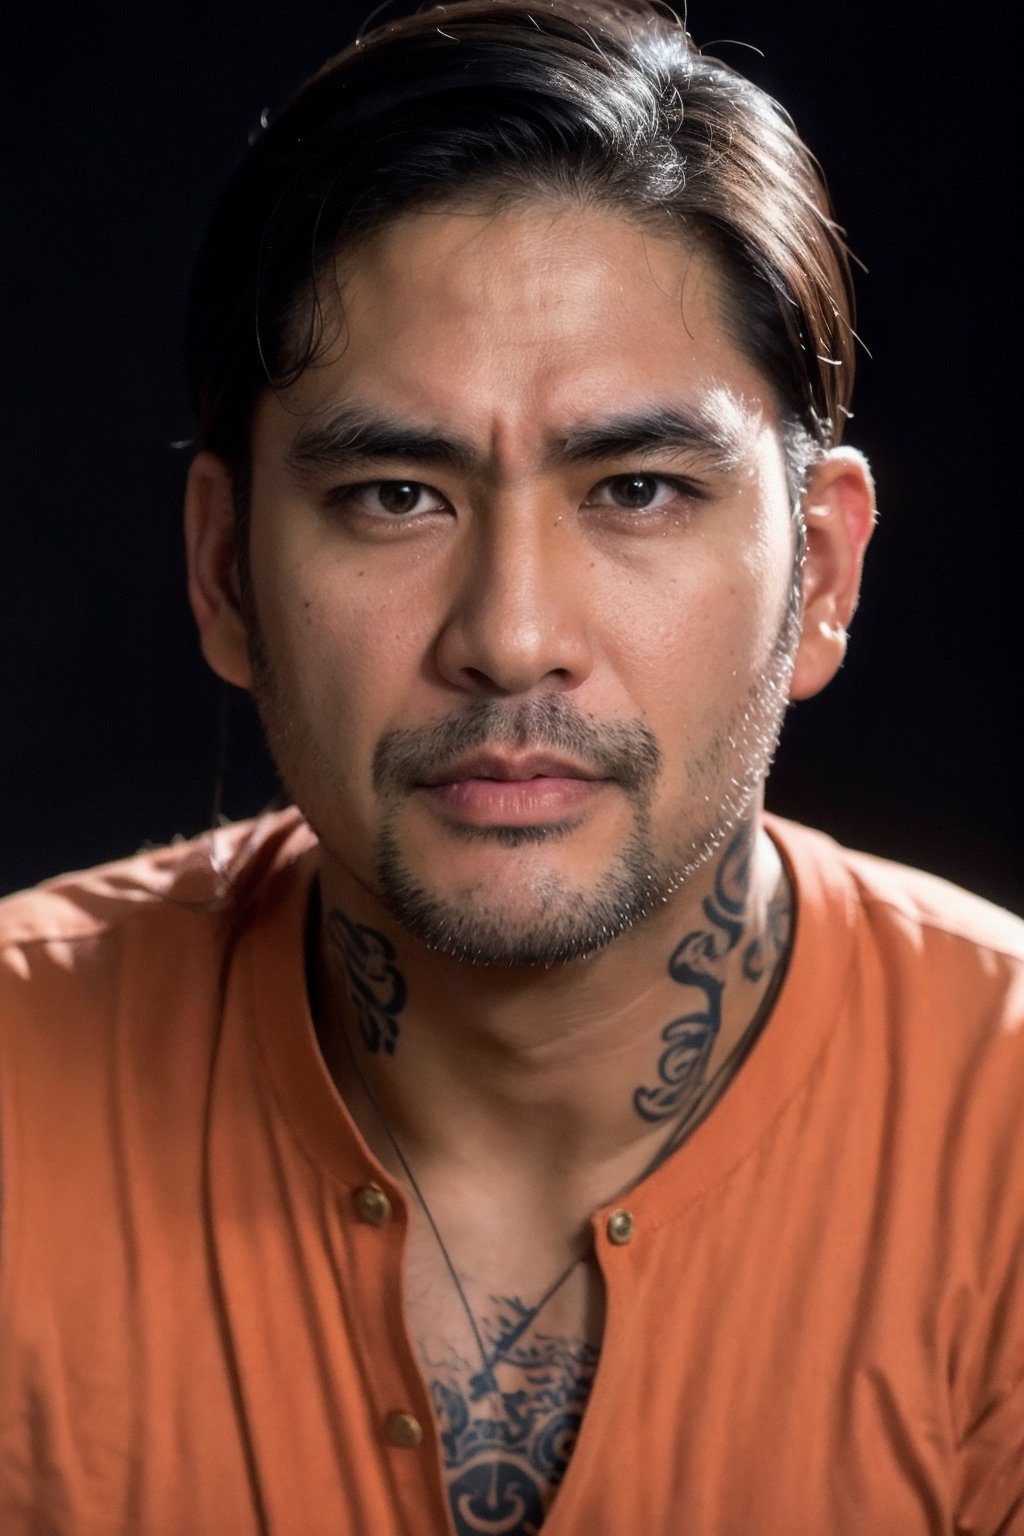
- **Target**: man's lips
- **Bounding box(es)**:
[418,752,604,788]
[416,753,609,824]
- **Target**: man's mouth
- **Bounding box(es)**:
[419,751,604,787]
[417,751,609,825]
[371,698,662,803]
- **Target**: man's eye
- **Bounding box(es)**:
[332,480,448,516]
[586,474,701,511]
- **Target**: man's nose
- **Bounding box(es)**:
[433,503,594,696]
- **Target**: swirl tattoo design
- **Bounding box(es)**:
[326,908,407,1055]
[634,823,757,1123]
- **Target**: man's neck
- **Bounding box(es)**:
[310,814,793,1210]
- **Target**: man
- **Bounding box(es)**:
[1,2,1021,1532]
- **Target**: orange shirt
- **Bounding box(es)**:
[1,810,1022,1536]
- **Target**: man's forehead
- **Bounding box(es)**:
[252,201,784,475]
[306,201,736,363]
[339,198,693,301]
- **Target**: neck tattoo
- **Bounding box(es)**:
[322,821,792,1525]
[631,821,792,1167]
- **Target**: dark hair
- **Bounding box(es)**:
[186,0,856,487]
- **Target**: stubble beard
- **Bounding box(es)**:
[371,699,665,966]
[248,553,802,969]
[372,640,796,967]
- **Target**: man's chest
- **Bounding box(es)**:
[401,1218,605,1535]
[2,1174,977,1536]
[1,1065,993,1536]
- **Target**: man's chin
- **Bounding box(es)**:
[373,822,670,967]
[377,894,643,968]
[429,820,580,850]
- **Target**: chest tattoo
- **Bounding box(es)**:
[422,1296,599,1536]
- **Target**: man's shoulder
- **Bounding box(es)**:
[773,817,1019,946]
[771,815,1024,1129]
[769,813,1024,965]
[0,807,318,980]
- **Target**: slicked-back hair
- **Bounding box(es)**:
[185,0,856,491]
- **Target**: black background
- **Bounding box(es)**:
[2,2,1019,908]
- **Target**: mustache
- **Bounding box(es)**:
[372,697,662,797]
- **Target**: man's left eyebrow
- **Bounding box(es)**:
[552,405,748,470]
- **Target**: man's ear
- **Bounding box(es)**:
[184,452,254,690]
[788,446,877,702]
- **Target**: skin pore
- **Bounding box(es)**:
[186,201,874,1532]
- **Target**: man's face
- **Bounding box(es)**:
[242,203,803,963]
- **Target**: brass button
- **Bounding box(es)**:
[385,1411,423,1449]
[606,1208,635,1245]
[354,1184,392,1225]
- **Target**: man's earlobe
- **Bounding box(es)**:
[788,447,877,702]
[184,452,254,690]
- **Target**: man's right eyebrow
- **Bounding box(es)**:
[286,406,477,477]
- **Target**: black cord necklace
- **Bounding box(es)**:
[334,934,789,1409]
